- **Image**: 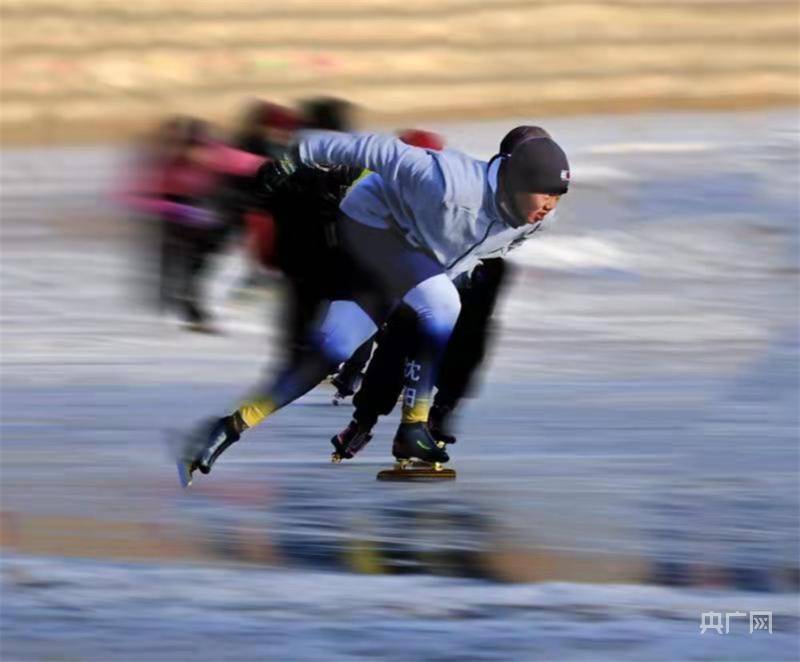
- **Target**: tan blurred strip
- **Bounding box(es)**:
[1,510,283,565]
[482,547,649,583]
[2,4,794,52]
[1,510,648,582]
[1,0,797,143]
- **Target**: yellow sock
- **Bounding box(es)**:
[237,397,278,429]
[401,388,430,424]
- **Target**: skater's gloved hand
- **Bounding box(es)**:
[255,147,300,196]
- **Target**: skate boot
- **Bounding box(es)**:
[175,414,243,487]
[376,422,455,480]
[331,365,363,405]
[330,419,374,463]
[392,422,450,468]
[428,403,457,445]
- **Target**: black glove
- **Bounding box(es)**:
[254,146,300,196]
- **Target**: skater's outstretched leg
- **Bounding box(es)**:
[178,300,377,482]
[238,300,377,424]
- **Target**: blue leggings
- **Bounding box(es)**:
[317,217,460,363]
[250,217,460,425]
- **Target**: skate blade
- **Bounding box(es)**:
[165,430,195,488]
[176,460,194,488]
[377,461,456,481]
[376,467,456,481]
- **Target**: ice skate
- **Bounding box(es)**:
[330,365,362,405]
[330,420,373,463]
[174,415,242,487]
[377,422,455,481]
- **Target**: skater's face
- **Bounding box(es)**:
[513,191,560,224]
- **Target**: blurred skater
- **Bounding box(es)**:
[177,122,570,484]
[122,116,263,332]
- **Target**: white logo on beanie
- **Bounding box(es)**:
[560,170,571,183]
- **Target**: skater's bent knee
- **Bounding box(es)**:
[434,288,462,329]
[403,275,461,336]
[316,300,377,364]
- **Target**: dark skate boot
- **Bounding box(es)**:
[392,422,450,466]
[330,419,374,463]
[428,403,457,445]
[377,423,455,480]
[175,414,243,487]
[330,364,363,405]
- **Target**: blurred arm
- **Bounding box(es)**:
[297,131,434,183]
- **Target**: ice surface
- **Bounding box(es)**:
[1,109,798,660]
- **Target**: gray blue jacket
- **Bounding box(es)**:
[298,131,548,277]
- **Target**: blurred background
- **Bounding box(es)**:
[1,1,799,660]
[1,0,797,142]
